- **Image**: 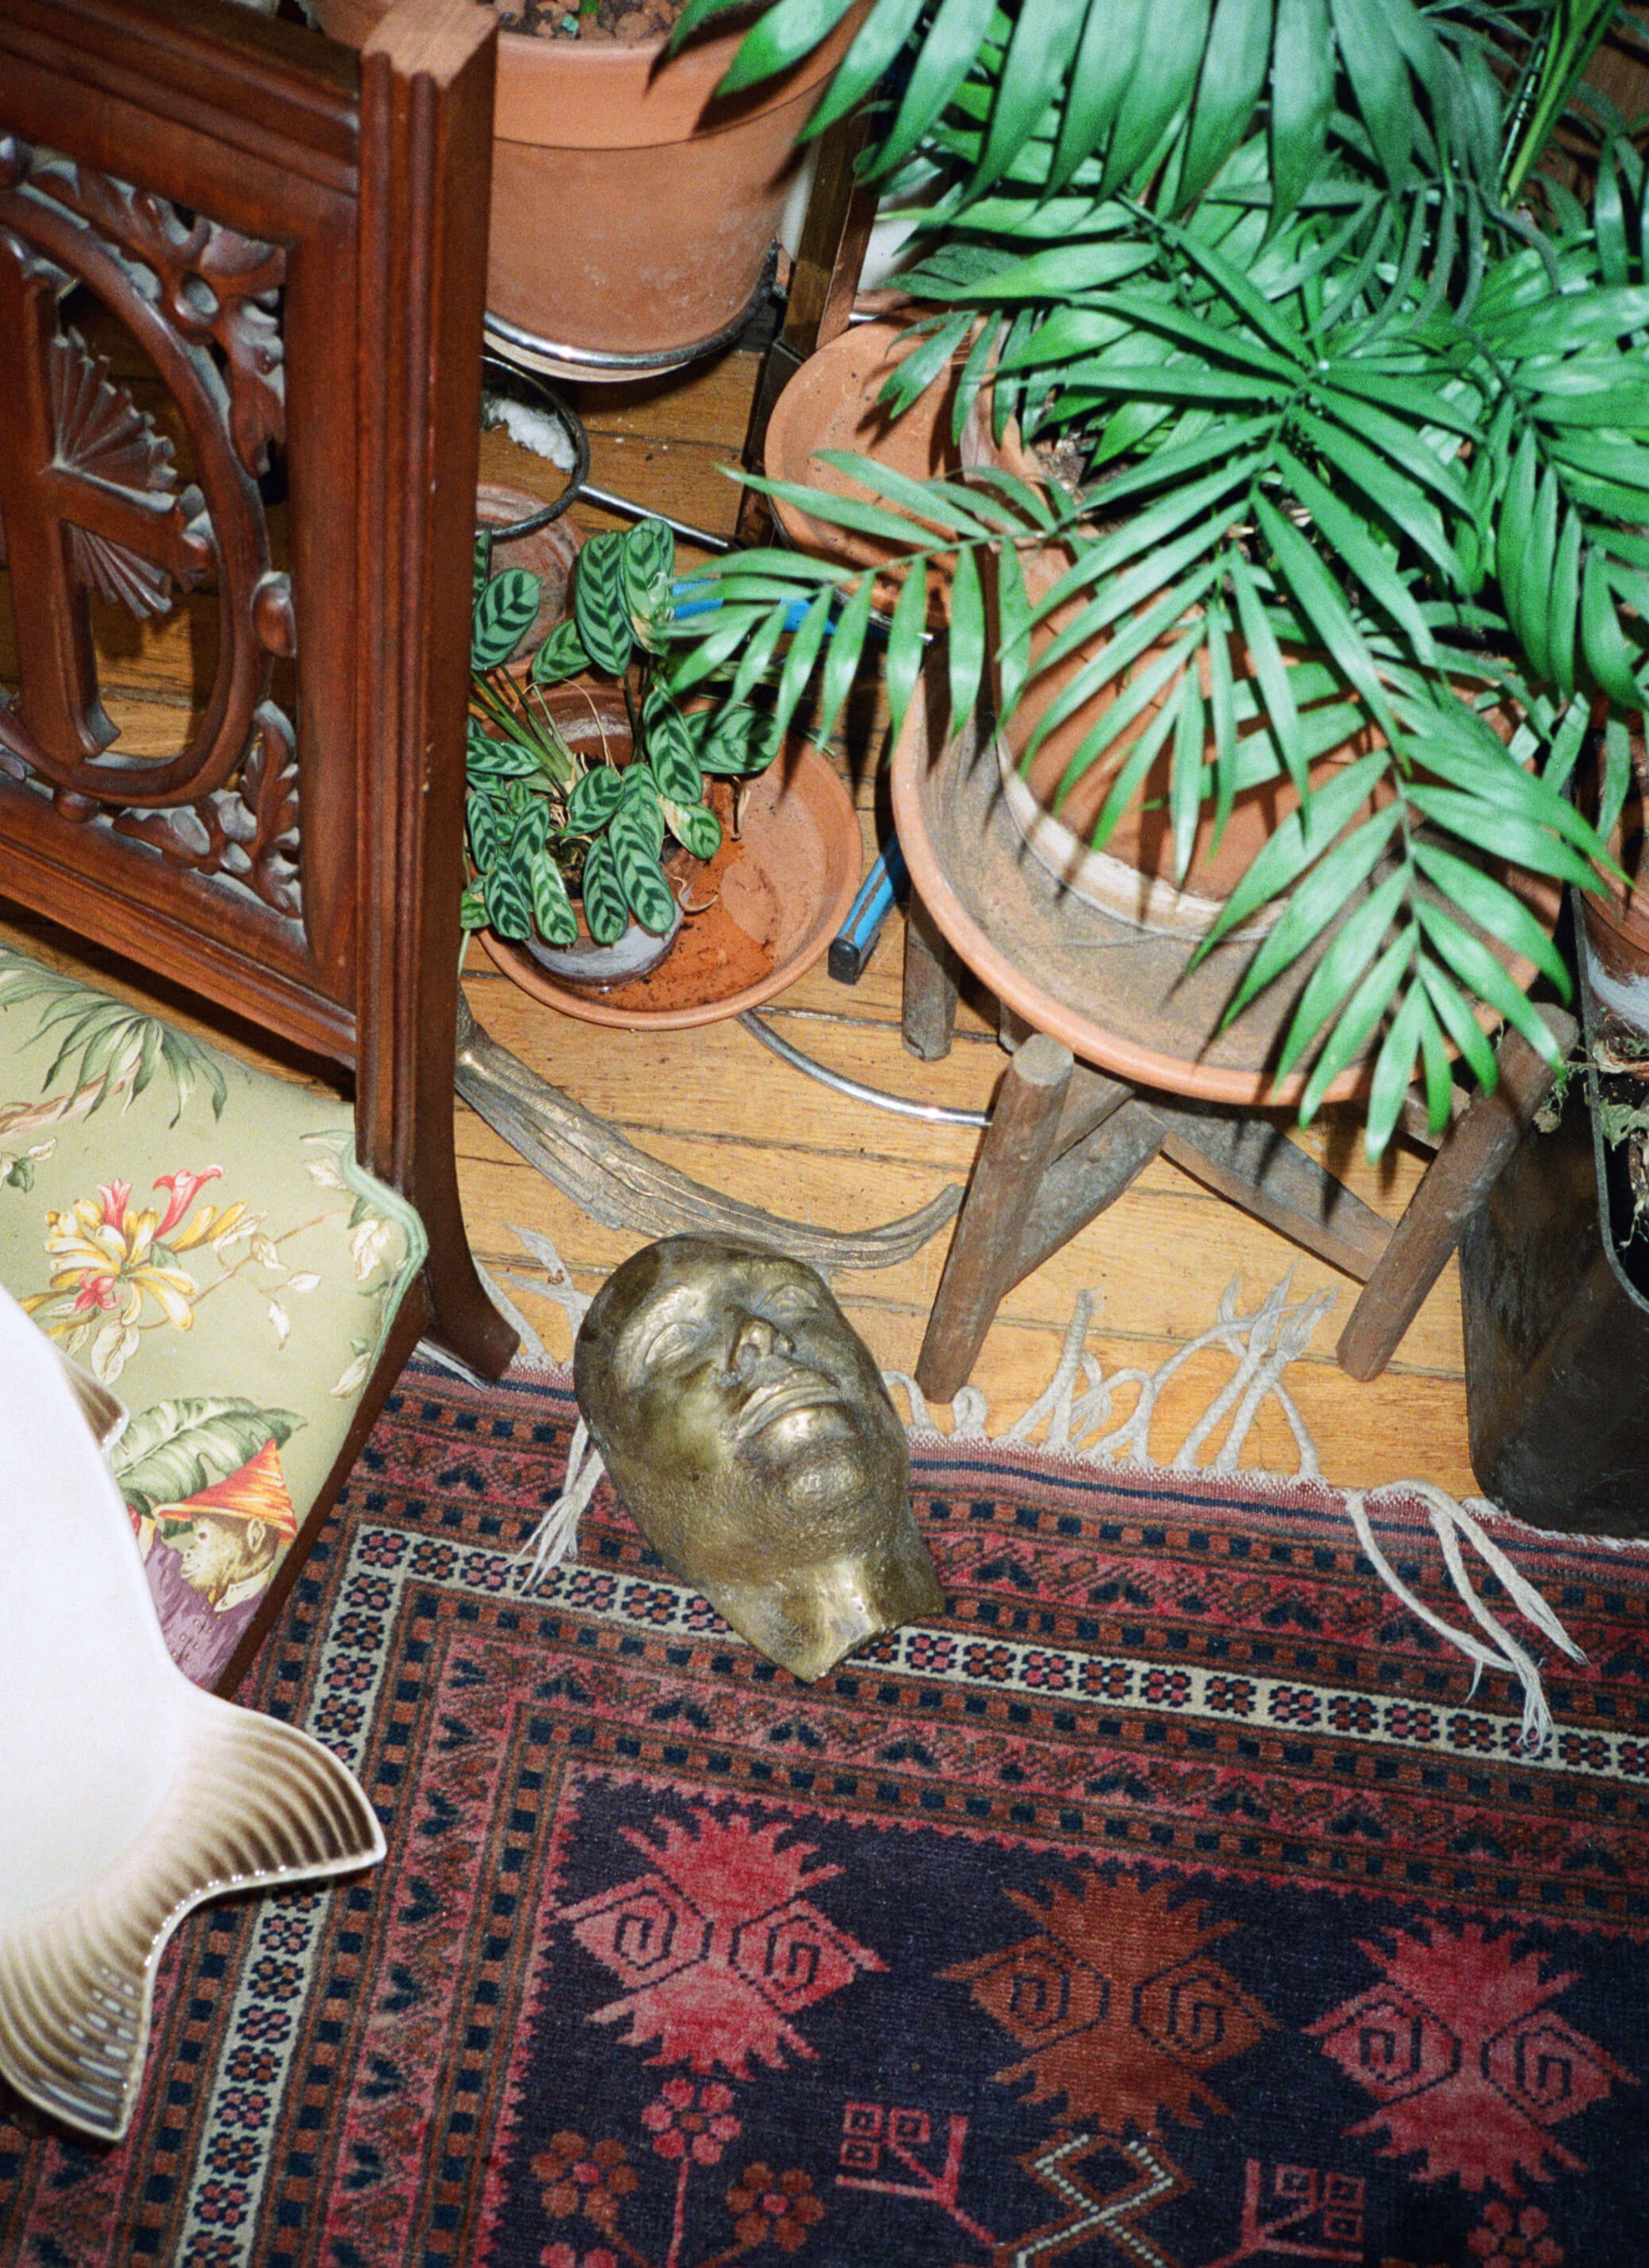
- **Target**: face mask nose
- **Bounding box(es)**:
[731,1311,790,1369]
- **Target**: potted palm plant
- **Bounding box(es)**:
[669,0,1649,1155]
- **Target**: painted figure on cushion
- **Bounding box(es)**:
[574,1234,943,1681]
[164,1438,298,1612]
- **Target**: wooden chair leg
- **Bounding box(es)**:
[916,1034,1073,1401]
[1337,1007,1578,1381]
[903,887,961,1062]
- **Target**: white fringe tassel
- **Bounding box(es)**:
[1346,1480,1588,1755]
[513,1414,604,1592]
[498,1237,1593,1748]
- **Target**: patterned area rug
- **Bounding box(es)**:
[2,1304,1646,2268]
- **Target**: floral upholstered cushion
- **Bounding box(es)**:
[0,948,425,1689]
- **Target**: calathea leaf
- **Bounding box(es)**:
[608,811,677,932]
[531,617,590,685]
[510,799,551,866]
[574,532,634,677]
[460,883,488,931]
[645,693,705,803]
[662,794,722,860]
[467,789,504,871]
[704,705,781,775]
[466,728,542,782]
[473,569,541,669]
[623,518,677,650]
[531,852,579,947]
[618,762,666,852]
[483,854,533,942]
[473,529,494,608]
[580,835,630,946]
[566,766,624,832]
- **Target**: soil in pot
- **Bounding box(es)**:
[590,778,776,1011]
[500,0,695,40]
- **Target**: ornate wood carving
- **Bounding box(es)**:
[0,131,301,920]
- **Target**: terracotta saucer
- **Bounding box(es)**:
[891,700,1562,1111]
[481,744,862,1031]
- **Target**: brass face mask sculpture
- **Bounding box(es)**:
[574,1235,943,1681]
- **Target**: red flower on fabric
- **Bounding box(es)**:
[560,1805,884,2078]
[1468,2200,1564,2266]
[725,2164,825,2253]
[642,2076,741,2164]
[1310,1922,1634,2192]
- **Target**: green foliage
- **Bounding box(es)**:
[111,1396,304,1520]
[0,952,228,1123]
[666,0,1648,1154]
[463,518,776,948]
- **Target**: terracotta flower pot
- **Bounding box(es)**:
[481,739,862,1027]
[763,314,974,619]
[315,0,862,380]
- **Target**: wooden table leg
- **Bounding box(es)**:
[1336,1007,1578,1381]
[916,1034,1073,1401]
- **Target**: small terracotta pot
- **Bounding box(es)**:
[315,0,862,379]
[764,315,975,619]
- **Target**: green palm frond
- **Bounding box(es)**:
[0,952,227,1123]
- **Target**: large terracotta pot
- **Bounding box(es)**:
[764,324,1389,933]
[315,0,861,380]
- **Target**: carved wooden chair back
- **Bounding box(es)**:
[0,0,512,1381]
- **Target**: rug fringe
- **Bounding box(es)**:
[1345,1483,1587,1754]
[498,1236,1588,1747]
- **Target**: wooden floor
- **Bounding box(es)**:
[462,343,1479,1499]
[1,331,1480,1500]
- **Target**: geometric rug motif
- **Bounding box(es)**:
[0,1360,1645,2268]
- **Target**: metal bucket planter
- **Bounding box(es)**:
[1459,950,1649,1537]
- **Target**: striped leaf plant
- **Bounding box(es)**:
[670,0,1649,1154]
[462,517,779,953]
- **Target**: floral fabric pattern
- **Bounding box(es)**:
[0,948,423,1686]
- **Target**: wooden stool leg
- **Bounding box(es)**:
[903,887,960,1062]
[916,1034,1073,1401]
[1336,1007,1578,1381]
